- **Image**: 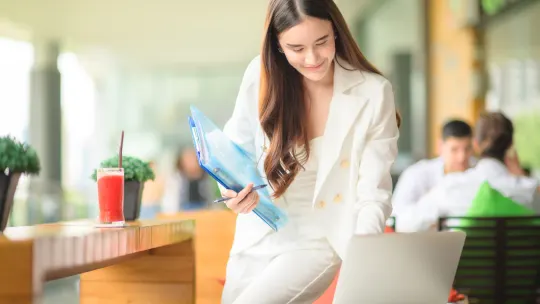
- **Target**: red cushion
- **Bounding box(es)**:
[313,268,340,304]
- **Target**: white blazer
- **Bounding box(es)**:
[396,158,540,232]
[223,56,399,259]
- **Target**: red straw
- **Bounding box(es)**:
[119,130,124,168]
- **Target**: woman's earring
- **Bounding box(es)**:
[334,35,337,40]
[278,47,284,53]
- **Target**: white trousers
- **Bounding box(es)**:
[221,238,341,304]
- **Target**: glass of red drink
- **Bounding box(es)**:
[97,168,125,226]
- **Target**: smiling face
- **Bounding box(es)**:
[277,16,336,83]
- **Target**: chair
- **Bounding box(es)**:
[438,216,540,304]
[386,216,396,231]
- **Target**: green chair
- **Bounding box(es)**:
[438,182,540,303]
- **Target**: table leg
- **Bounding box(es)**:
[0,242,40,304]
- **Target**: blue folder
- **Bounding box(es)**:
[188,105,288,231]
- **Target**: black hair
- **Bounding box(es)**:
[442,119,473,140]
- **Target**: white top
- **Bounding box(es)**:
[396,158,540,232]
[392,156,478,217]
[391,157,445,216]
[281,137,325,240]
[248,137,328,255]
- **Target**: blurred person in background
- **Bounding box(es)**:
[161,147,213,213]
[397,112,540,232]
[392,119,474,216]
[219,0,400,303]
[140,160,165,219]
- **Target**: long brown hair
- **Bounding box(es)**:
[259,0,396,198]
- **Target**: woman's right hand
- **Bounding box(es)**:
[505,148,526,176]
[221,183,260,214]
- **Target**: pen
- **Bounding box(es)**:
[214,184,268,203]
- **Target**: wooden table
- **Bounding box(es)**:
[158,210,236,304]
[0,219,195,304]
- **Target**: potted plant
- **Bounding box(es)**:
[0,136,40,231]
[92,155,155,221]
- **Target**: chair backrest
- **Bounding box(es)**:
[438,216,540,304]
[386,216,396,230]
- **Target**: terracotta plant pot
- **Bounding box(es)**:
[0,172,21,231]
[124,181,144,221]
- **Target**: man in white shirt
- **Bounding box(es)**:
[396,112,540,232]
[392,120,474,216]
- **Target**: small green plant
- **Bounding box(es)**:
[91,155,155,182]
[0,135,40,174]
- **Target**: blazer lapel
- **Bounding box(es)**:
[313,59,368,202]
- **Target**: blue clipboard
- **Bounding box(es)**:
[188,105,288,231]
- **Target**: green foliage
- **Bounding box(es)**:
[0,135,40,174]
[513,112,540,170]
[481,0,505,16]
[91,155,155,182]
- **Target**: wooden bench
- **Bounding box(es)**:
[0,219,195,304]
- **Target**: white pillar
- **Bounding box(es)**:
[28,39,63,223]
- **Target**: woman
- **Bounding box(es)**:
[220,0,400,303]
[161,147,213,213]
[396,112,540,232]
[139,161,165,219]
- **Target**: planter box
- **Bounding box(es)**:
[0,172,21,231]
[124,181,144,221]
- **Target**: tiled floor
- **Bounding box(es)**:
[43,276,79,304]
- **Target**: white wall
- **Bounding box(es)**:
[485,1,540,116]
[363,0,423,74]
[361,0,428,162]
[484,2,540,172]
[0,0,266,67]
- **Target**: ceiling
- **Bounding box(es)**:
[0,0,373,68]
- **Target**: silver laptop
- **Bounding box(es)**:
[334,231,466,304]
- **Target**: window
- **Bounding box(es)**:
[0,37,33,141]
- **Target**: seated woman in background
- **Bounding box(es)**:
[397,112,540,232]
[140,160,166,219]
[161,147,214,213]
